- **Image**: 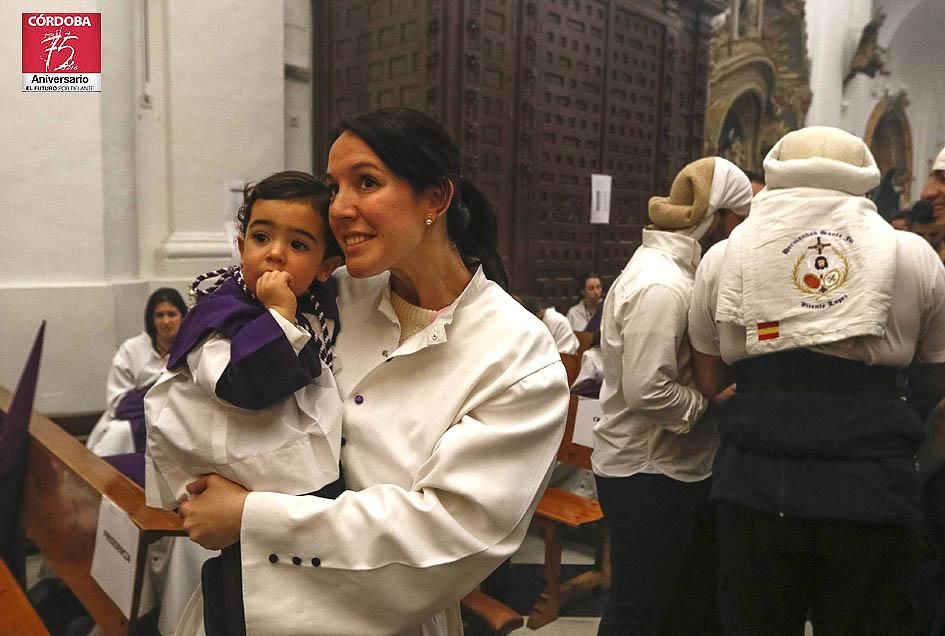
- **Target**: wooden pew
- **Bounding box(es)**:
[460,589,524,634]
[527,394,610,629]
[1,387,184,636]
[574,331,596,358]
[9,390,524,635]
[560,352,581,386]
[0,558,49,636]
[54,411,104,438]
[459,353,588,633]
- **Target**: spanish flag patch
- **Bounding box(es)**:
[757,321,780,341]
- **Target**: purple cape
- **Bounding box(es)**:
[167,276,339,410]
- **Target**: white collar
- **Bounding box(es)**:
[641,227,702,270]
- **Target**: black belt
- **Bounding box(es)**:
[732,348,901,396]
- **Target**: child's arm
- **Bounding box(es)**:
[255,271,297,324]
[188,310,321,410]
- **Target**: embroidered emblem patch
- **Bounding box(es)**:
[783,232,853,309]
[757,321,780,341]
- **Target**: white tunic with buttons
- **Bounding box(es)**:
[238,266,570,636]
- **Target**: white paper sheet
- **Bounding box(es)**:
[572,396,602,448]
[90,495,140,618]
[590,174,612,224]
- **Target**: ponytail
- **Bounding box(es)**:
[448,176,508,289]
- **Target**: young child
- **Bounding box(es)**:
[144,171,344,635]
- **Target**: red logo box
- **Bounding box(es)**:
[22,13,100,74]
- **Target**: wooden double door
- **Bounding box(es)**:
[314,0,722,307]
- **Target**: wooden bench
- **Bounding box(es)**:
[0,558,49,636]
[12,388,524,635]
[560,352,581,386]
[460,589,524,634]
[2,387,184,636]
[458,353,589,633]
[574,331,596,358]
[54,411,105,438]
[527,394,610,629]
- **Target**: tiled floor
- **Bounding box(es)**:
[28,535,816,636]
[25,552,43,589]
[512,532,597,567]
[511,615,600,634]
[505,533,814,635]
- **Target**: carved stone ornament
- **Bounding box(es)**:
[844,9,889,87]
[705,0,813,171]
[864,89,913,214]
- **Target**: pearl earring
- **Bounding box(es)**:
[425,215,434,226]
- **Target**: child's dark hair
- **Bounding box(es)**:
[145,287,187,348]
[236,170,342,259]
[335,107,509,288]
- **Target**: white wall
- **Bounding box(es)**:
[285,0,313,173]
[804,0,872,127]
[885,0,945,195]
[154,2,286,279]
[805,0,945,201]
[1,1,288,414]
[2,0,107,287]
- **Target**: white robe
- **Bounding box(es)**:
[174,267,569,636]
[145,308,342,509]
[86,332,166,456]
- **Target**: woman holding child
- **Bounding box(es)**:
[177,107,570,635]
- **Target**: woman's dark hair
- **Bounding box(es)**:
[743,169,765,185]
[236,170,341,259]
[910,199,935,225]
[145,287,187,348]
[335,107,508,288]
[576,272,601,295]
[871,168,901,221]
[516,294,542,317]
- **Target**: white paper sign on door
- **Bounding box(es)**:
[90,496,140,617]
[590,174,612,224]
[572,396,602,448]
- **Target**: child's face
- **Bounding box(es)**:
[238,199,339,298]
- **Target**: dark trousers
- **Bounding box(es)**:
[716,501,917,636]
[202,542,246,636]
[202,475,346,636]
[595,473,721,636]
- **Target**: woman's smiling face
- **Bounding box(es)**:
[326,131,431,279]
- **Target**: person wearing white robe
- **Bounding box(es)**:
[542,306,579,354]
[689,127,945,635]
[592,156,751,635]
[172,107,569,636]
[566,273,603,330]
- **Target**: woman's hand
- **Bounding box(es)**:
[178,474,249,550]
